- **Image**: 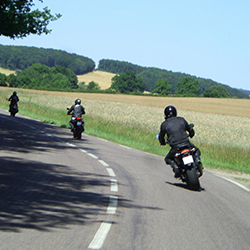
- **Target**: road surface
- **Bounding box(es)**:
[0,109,249,250]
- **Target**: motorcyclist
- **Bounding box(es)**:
[158,105,203,177]
[67,99,85,131]
[8,91,19,112]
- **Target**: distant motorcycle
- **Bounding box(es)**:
[157,124,202,190]
[67,108,85,139]
[7,99,18,117]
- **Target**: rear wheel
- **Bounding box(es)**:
[77,131,82,139]
[75,128,82,139]
[186,167,200,190]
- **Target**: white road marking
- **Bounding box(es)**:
[107,196,118,214]
[88,222,112,249]
[4,112,119,249]
[110,179,118,192]
[216,175,250,192]
[98,160,109,167]
[119,145,131,149]
[87,153,98,159]
[106,168,116,177]
[98,138,108,142]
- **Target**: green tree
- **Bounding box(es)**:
[203,85,229,98]
[16,74,33,88]
[176,77,200,96]
[0,0,61,39]
[0,73,7,86]
[50,65,78,89]
[86,81,100,92]
[111,71,145,93]
[7,74,18,87]
[50,73,71,90]
[152,79,172,95]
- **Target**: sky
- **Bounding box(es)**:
[1,0,250,90]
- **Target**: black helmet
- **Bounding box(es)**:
[75,99,81,105]
[13,91,17,95]
[164,105,177,119]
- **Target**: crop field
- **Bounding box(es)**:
[0,67,16,75]
[77,70,116,89]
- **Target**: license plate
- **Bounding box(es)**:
[183,155,194,165]
[77,122,82,126]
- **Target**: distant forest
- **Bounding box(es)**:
[0,45,248,98]
[0,44,95,75]
[98,59,249,99]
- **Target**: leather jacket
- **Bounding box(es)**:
[159,116,194,148]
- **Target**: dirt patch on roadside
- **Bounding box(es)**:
[209,168,250,191]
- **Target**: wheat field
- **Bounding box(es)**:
[77,70,116,89]
[1,87,250,152]
[0,67,16,75]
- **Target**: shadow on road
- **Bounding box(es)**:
[0,113,161,233]
[165,181,205,192]
[0,156,112,232]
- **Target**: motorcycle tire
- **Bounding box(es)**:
[186,167,200,190]
[77,132,82,139]
[74,128,82,139]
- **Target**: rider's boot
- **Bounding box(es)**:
[171,161,180,178]
[195,156,204,177]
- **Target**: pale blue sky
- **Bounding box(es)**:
[1,0,249,90]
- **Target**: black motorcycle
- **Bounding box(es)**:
[172,145,202,190]
[67,108,85,139]
[9,102,18,117]
[71,117,84,139]
[157,124,202,190]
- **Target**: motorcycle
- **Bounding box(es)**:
[7,100,18,117]
[157,124,202,191]
[67,108,85,139]
[172,144,202,190]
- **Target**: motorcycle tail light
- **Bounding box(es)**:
[181,149,190,154]
[76,117,82,120]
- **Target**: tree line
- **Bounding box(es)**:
[0,64,78,91]
[0,46,248,98]
[98,59,249,98]
[0,45,95,75]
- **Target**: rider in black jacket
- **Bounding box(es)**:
[8,91,19,112]
[158,105,203,177]
[67,99,85,131]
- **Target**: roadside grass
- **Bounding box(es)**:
[234,177,250,182]
[0,87,249,174]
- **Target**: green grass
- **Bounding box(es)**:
[234,177,249,182]
[1,94,249,174]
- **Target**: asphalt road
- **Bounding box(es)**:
[0,109,249,250]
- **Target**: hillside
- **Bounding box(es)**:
[77,70,115,90]
[0,67,16,76]
[98,59,249,98]
[0,44,248,98]
[0,44,95,75]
